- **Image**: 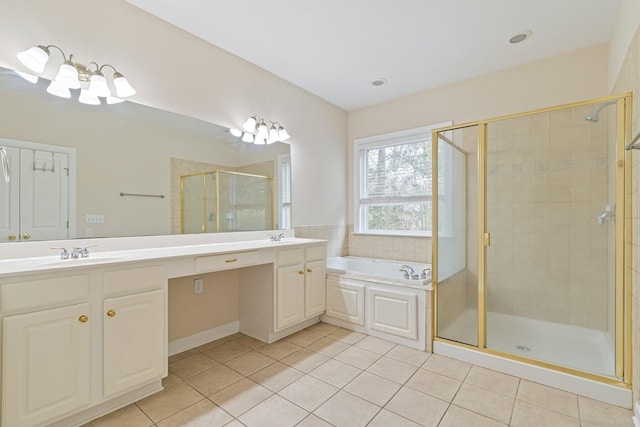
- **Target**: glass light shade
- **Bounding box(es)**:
[241,132,254,143]
[78,88,101,105]
[266,136,277,144]
[88,73,111,97]
[254,137,266,145]
[14,70,38,84]
[256,121,269,140]
[113,72,136,97]
[278,127,291,141]
[54,62,81,89]
[243,116,257,133]
[229,128,243,137]
[269,125,279,141]
[106,96,125,104]
[17,45,50,73]
[46,80,71,98]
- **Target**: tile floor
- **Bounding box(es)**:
[85,323,633,427]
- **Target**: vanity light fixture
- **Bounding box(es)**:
[15,44,136,105]
[239,116,291,144]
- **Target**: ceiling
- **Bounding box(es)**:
[125,0,620,111]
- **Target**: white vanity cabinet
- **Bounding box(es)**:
[275,245,326,332]
[1,275,91,427]
[0,264,166,427]
[102,265,166,398]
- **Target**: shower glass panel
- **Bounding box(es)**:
[436,126,479,346]
[485,103,616,377]
[180,170,273,233]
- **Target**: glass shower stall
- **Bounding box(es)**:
[432,94,632,386]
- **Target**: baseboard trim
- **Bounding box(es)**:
[168,321,240,356]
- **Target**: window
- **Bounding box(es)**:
[354,123,451,236]
[277,153,292,229]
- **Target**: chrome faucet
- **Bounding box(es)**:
[421,268,431,280]
[400,265,419,280]
[71,247,83,259]
[597,210,615,224]
[270,233,285,242]
[52,247,70,260]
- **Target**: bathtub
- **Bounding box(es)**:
[326,256,432,288]
[323,256,432,351]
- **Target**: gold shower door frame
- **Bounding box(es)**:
[431,93,633,388]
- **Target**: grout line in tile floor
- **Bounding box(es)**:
[84,322,633,427]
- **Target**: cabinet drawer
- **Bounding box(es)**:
[195,251,260,272]
[104,265,165,297]
[277,249,303,266]
[1,275,89,313]
[305,245,326,261]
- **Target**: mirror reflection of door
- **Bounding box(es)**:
[0,139,74,242]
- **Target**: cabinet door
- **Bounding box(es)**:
[304,260,326,317]
[325,279,365,326]
[368,287,418,340]
[0,145,19,243]
[276,264,305,330]
[2,303,91,427]
[103,289,165,397]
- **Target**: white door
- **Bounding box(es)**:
[276,264,305,330]
[103,289,165,397]
[304,260,326,317]
[0,145,19,242]
[2,303,91,427]
[20,149,69,241]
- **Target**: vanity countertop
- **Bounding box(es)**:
[0,236,326,278]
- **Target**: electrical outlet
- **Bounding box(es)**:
[194,278,204,294]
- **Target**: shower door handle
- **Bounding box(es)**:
[484,232,491,247]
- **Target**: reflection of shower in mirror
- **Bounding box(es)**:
[0,146,9,183]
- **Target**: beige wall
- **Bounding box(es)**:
[0,0,348,230]
[168,270,239,341]
[347,44,610,262]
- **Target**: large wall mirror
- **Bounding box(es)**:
[0,67,290,242]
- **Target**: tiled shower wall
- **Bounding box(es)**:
[612,22,640,406]
[484,107,612,331]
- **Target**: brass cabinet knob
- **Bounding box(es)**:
[307,268,313,273]
[79,315,89,323]
[22,233,31,240]
[107,310,116,317]
[298,270,304,275]
[8,234,16,241]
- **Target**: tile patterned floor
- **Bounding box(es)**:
[84,323,634,427]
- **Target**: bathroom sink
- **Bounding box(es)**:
[17,255,126,268]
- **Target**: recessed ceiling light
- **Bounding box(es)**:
[509,30,532,44]
[371,78,387,87]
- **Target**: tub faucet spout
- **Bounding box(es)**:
[400,265,419,280]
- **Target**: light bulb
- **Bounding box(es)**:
[54,62,81,89]
[46,80,71,98]
[243,116,257,133]
[88,72,111,97]
[241,132,254,143]
[229,128,243,137]
[78,88,101,105]
[17,45,50,73]
[113,72,135,97]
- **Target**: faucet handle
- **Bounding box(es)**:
[51,247,70,260]
[81,245,97,258]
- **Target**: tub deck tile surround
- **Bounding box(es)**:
[83,323,634,427]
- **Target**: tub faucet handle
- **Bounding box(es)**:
[400,265,419,280]
[421,268,431,280]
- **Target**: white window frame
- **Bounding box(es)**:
[277,153,292,229]
[353,122,452,237]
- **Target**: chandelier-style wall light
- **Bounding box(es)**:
[230,116,291,144]
[15,44,136,105]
